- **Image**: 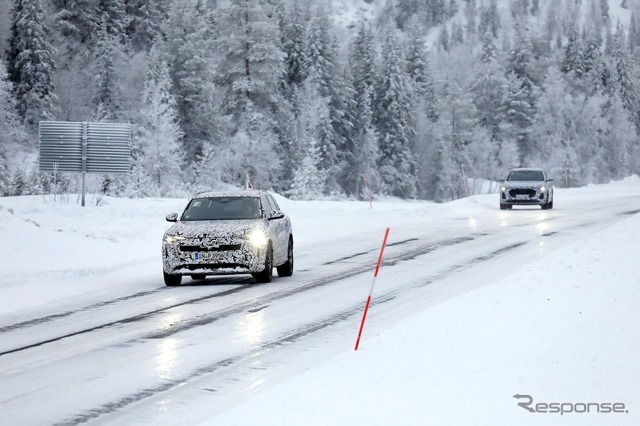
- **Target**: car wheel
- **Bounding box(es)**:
[253,245,273,283]
[164,272,182,286]
[500,203,507,210]
[548,200,553,209]
[541,202,548,210]
[191,274,206,280]
[276,238,294,277]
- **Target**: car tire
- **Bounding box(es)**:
[276,238,294,277]
[164,272,182,286]
[191,274,206,280]
[500,203,507,210]
[253,245,273,283]
[541,202,548,210]
[548,200,553,209]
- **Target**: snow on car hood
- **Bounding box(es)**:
[164,219,265,240]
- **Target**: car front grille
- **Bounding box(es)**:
[509,188,536,198]
[179,244,242,252]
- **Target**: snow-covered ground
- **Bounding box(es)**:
[1,177,639,425]
[212,183,640,426]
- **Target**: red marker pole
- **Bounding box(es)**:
[355,227,390,351]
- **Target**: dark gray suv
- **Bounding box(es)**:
[162,190,294,286]
[500,168,554,210]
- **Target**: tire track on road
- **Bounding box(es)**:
[52,239,528,426]
[0,235,478,356]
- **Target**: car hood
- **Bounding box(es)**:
[164,219,265,239]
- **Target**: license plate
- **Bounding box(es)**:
[515,194,529,200]
[194,252,219,262]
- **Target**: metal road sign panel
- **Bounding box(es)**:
[85,122,131,174]
[38,121,84,172]
[39,121,131,174]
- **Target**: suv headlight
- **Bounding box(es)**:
[539,186,546,192]
[164,234,186,244]
[246,229,268,247]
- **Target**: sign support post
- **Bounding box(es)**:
[81,122,87,207]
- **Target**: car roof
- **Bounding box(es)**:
[193,190,266,199]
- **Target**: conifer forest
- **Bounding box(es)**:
[1,0,639,201]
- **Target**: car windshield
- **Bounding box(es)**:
[181,197,261,221]
[507,170,544,181]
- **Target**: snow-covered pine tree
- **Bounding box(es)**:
[288,138,326,200]
[464,0,478,42]
[562,27,585,78]
[447,0,459,19]
[214,0,285,120]
[630,10,640,54]
[280,0,310,89]
[51,0,99,45]
[165,0,218,162]
[610,24,640,131]
[223,109,283,190]
[97,0,127,45]
[529,66,575,173]
[125,0,166,52]
[375,20,417,198]
[426,135,457,202]
[478,0,500,38]
[599,93,637,181]
[394,0,420,30]
[451,22,464,47]
[0,63,27,194]
[7,169,28,196]
[342,21,381,198]
[471,30,507,143]
[212,0,286,188]
[434,81,481,198]
[428,0,447,26]
[92,15,121,121]
[511,0,530,19]
[600,0,610,24]
[288,81,330,200]
[502,21,538,162]
[438,24,450,52]
[7,0,58,131]
[581,34,609,95]
[499,71,536,165]
[406,16,437,120]
[531,0,539,16]
[350,21,377,103]
[305,6,349,195]
[135,39,184,196]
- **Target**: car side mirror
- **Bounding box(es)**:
[269,211,285,220]
[166,213,178,222]
[547,178,554,182]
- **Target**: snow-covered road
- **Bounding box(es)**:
[1,179,639,425]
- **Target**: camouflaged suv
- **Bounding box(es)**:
[500,168,554,210]
[162,190,293,286]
